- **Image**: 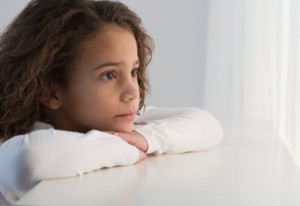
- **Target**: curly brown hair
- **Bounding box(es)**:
[0,0,154,141]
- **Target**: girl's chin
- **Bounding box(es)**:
[112,124,134,133]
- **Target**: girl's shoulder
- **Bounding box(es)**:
[0,122,54,146]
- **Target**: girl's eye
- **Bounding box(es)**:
[100,71,116,80]
[131,68,139,78]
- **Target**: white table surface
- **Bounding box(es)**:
[10,120,300,206]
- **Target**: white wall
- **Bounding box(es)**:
[121,0,208,108]
[0,1,29,31]
[0,0,209,108]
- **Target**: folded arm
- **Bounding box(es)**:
[134,107,223,154]
[0,129,139,202]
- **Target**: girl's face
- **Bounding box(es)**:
[50,23,140,133]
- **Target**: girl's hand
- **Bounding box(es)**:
[106,130,148,163]
[108,130,148,152]
[137,150,147,163]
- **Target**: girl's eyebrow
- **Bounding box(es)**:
[93,60,140,71]
[93,62,119,71]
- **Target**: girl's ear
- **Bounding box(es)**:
[47,91,62,110]
[41,88,63,110]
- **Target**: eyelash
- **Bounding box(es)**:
[131,68,139,78]
[100,68,139,81]
[100,70,117,80]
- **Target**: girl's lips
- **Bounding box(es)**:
[114,113,136,120]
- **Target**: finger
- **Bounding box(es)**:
[136,150,147,163]
[116,133,131,142]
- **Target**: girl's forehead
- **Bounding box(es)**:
[82,23,134,42]
[70,23,138,71]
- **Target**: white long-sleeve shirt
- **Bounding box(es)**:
[0,107,223,204]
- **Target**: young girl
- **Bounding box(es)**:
[0,0,223,204]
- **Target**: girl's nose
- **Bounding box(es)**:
[120,77,139,102]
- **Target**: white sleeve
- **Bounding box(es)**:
[0,129,139,203]
[134,107,223,155]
